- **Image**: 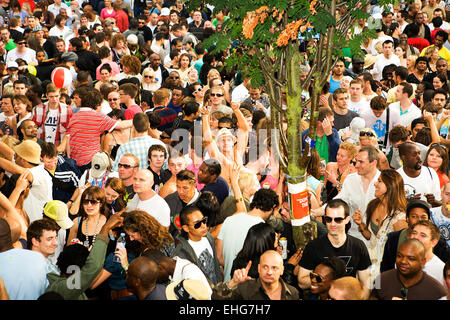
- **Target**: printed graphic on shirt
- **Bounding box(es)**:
[198,248,217,284]
[45,110,58,143]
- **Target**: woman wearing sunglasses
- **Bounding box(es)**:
[424,143,449,188]
[305,256,347,300]
[358,128,390,170]
[352,169,408,282]
[67,186,108,251]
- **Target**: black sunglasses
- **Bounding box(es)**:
[360,131,376,137]
[323,216,346,224]
[118,163,136,169]
[211,93,224,97]
[169,76,180,79]
[108,98,119,101]
[83,199,101,205]
[192,217,208,229]
[309,272,324,283]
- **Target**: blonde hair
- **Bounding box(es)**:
[339,142,358,160]
[238,168,258,196]
[359,128,378,146]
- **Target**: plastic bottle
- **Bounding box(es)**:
[114,233,126,263]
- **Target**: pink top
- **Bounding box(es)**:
[101,8,116,19]
[187,163,205,191]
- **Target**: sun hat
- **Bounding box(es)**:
[13,140,41,165]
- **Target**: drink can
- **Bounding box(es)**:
[279,237,287,259]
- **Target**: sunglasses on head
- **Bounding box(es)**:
[360,131,375,137]
[323,216,346,224]
[118,163,136,169]
[83,199,101,205]
[192,217,208,229]
[309,272,324,283]
[211,93,224,97]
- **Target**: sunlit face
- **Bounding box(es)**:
[149,150,166,169]
[349,83,362,99]
[332,62,345,76]
[218,134,234,153]
[433,77,444,90]
[258,253,284,286]
[132,170,153,193]
[118,156,138,181]
[82,197,101,215]
[432,94,447,109]
[171,89,184,105]
[336,148,351,166]
[32,230,58,258]
[13,83,27,95]
[104,185,120,204]
[176,179,195,202]
[182,210,208,241]
[334,93,348,109]
[374,176,387,198]
[47,91,60,106]
[180,56,190,68]
[168,156,186,175]
[395,47,404,57]
[13,100,27,115]
[410,225,437,252]
[1,98,13,114]
[100,69,111,81]
[407,207,429,226]
[42,155,57,171]
[426,148,443,171]
[355,151,374,177]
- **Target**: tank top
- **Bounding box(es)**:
[76,216,95,248]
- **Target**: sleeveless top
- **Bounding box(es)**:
[76,216,95,248]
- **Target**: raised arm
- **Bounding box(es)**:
[201,106,224,162]
[231,103,249,163]
[229,163,246,214]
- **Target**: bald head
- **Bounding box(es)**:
[133,169,155,194]
[127,256,159,290]
[260,250,283,266]
[329,276,364,300]
[398,238,426,259]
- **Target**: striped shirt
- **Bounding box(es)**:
[113,135,167,171]
[67,108,117,166]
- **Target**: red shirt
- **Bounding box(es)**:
[67,108,117,166]
[408,37,430,53]
[124,104,142,120]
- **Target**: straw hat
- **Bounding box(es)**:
[364,54,378,69]
[13,140,41,165]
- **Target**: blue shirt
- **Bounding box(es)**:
[0,248,48,300]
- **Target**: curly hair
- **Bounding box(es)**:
[249,188,279,212]
[120,55,142,75]
[122,210,174,250]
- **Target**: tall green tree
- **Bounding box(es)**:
[189,0,396,248]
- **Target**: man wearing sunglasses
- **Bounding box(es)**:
[298,199,372,300]
[174,205,222,286]
[5,37,38,66]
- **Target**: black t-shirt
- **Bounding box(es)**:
[332,110,358,131]
[201,176,229,205]
[299,235,371,277]
[148,166,171,192]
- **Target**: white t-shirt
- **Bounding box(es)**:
[218,212,264,282]
[371,53,400,81]
[24,164,53,223]
[6,47,37,65]
[424,255,446,286]
[44,108,59,143]
[348,98,370,116]
[188,237,214,259]
[126,193,171,227]
[388,101,422,128]
[171,256,212,297]
[430,207,450,246]
[334,171,380,248]
[360,106,401,149]
[397,166,441,202]
[48,25,74,42]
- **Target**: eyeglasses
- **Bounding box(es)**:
[82,199,101,205]
[360,131,376,137]
[118,163,137,169]
[191,217,208,229]
[309,272,324,283]
[323,216,346,224]
[430,143,447,150]
[211,93,224,97]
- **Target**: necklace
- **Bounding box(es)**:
[84,214,100,249]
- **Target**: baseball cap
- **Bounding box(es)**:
[90,152,110,179]
[7,61,19,69]
[127,34,138,45]
[160,7,170,16]
[406,199,431,218]
[44,200,74,229]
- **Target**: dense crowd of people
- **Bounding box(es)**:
[0,0,449,302]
